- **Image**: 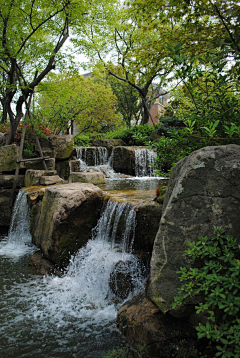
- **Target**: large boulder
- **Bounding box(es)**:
[112,146,136,175]
[30,183,104,267]
[0,144,19,173]
[147,144,240,316]
[117,293,196,358]
[38,135,74,160]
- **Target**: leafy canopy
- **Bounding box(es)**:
[36,71,122,134]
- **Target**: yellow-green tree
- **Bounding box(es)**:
[36,72,122,134]
[0,0,121,144]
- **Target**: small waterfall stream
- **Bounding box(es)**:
[0,190,34,258]
[134,148,157,177]
[76,146,109,167]
[75,145,158,179]
[0,195,145,357]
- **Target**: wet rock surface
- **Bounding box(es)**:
[147,144,240,316]
[117,293,197,358]
[30,183,104,267]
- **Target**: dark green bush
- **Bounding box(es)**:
[74,134,91,146]
[105,124,153,145]
[173,227,240,358]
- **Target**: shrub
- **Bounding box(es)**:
[74,134,91,146]
[105,124,153,145]
[173,227,240,358]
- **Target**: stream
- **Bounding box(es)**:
[0,147,166,358]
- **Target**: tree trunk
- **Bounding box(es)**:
[0,98,8,123]
[141,99,150,125]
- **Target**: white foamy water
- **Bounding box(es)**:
[134,148,157,177]
[0,197,145,357]
[0,190,34,259]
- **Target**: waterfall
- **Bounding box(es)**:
[22,198,145,328]
[134,148,157,177]
[92,199,136,253]
[76,146,109,166]
[0,195,145,356]
[0,190,33,258]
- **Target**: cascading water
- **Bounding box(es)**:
[0,196,145,357]
[0,190,34,258]
[76,146,109,166]
[134,148,157,177]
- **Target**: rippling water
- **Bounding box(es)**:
[0,192,145,358]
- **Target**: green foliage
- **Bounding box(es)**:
[103,347,134,358]
[167,48,240,138]
[150,129,205,172]
[73,134,91,147]
[173,227,240,358]
[23,141,36,158]
[107,74,141,126]
[36,71,122,135]
[105,124,153,145]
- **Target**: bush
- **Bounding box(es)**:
[173,227,240,358]
[74,134,91,146]
[105,124,153,145]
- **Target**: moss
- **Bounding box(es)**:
[55,232,77,265]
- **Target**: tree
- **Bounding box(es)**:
[0,0,120,144]
[107,73,141,126]
[36,72,122,134]
[77,2,175,125]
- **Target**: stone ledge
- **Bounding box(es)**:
[69,172,106,185]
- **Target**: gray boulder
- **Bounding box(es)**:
[112,146,136,175]
[38,135,74,160]
[30,183,104,267]
[147,144,240,316]
[0,144,19,173]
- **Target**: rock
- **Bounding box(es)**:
[25,169,57,187]
[147,144,240,316]
[55,160,71,180]
[69,172,106,185]
[39,175,65,186]
[69,160,81,172]
[38,135,74,160]
[117,293,197,358]
[0,189,13,227]
[109,260,134,299]
[0,174,25,188]
[112,146,136,175]
[30,183,104,267]
[91,139,124,152]
[24,158,55,171]
[134,200,162,254]
[0,132,7,146]
[0,144,19,173]
[28,250,57,275]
